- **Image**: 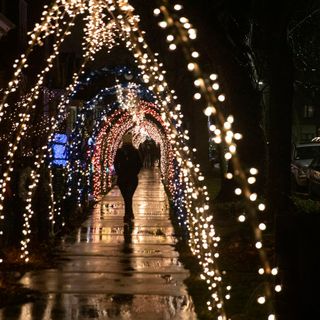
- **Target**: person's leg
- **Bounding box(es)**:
[118,181,130,221]
[125,177,138,219]
[118,177,138,222]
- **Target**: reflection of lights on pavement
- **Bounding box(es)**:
[19,301,32,320]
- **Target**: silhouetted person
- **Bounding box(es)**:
[155,142,161,167]
[114,133,142,224]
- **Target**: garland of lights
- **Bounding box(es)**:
[0,3,227,318]
[94,101,173,196]
[0,0,127,242]
[0,2,227,316]
[0,1,279,319]
[153,2,278,318]
[68,78,169,199]
[115,5,229,317]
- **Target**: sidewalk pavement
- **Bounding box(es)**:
[0,168,197,320]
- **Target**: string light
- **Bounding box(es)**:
[0,2,277,319]
[154,2,278,317]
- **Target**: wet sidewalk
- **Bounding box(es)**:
[1,169,197,319]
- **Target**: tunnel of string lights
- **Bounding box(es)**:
[64,65,175,202]
[0,1,278,318]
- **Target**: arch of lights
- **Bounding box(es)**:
[61,74,159,210]
[0,1,279,319]
[92,101,173,198]
[66,81,164,200]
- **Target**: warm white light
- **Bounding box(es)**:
[218,94,225,102]
[167,34,174,42]
[224,152,232,160]
[249,193,257,201]
[187,62,195,71]
[188,29,197,39]
[153,8,161,16]
[194,92,201,100]
[225,172,233,179]
[259,223,266,231]
[179,17,188,24]
[250,167,258,175]
[204,106,215,116]
[238,215,246,222]
[212,83,219,90]
[174,4,183,11]
[248,177,256,184]
[275,285,282,292]
[158,21,167,28]
[191,51,199,58]
[257,296,265,304]
[229,145,236,153]
[234,133,242,140]
[210,73,218,81]
[255,242,262,249]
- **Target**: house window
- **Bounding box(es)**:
[51,133,68,167]
[303,105,315,118]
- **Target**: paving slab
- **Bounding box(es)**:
[0,169,197,319]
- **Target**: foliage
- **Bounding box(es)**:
[0,245,55,308]
[292,195,320,214]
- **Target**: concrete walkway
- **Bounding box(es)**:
[1,169,197,319]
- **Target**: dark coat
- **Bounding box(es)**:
[114,144,142,179]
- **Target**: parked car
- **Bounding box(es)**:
[291,142,320,188]
[307,156,320,198]
[311,136,320,142]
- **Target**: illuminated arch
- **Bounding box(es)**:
[92,101,174,198]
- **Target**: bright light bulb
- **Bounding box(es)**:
[210,73,218,80]
[204,106,215,116]
[187,62,195,71]
[158,21,167,28]
[259,223,266,231]
[218,94,225,102]
[249,193,257,201]
[212,83,219,90]
[194,92,201,100]
[275,285,282,292]
[153,8,161,16]
[191,51,199,58]
[167,34,174,42]
[248,177,256,184]
[250,167,258,175]
[174,4,183,11]
[255,242,262,249]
